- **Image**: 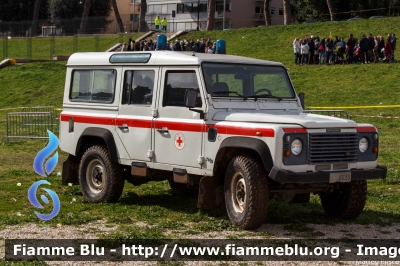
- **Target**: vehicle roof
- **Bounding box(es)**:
[67,51,284,67]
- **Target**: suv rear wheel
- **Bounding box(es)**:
[79,145,124,203]
[320,180,367,219]
[224,155,269,230]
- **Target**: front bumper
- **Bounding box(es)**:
[269,165,387,184]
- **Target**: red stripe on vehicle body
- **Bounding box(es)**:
[356,126,377,132]
[61,114,115,125]
[156,120,203,132]
[206,124,275,137]
[282,127,307,133]
[61,114,275,137]
[116,118,152,128]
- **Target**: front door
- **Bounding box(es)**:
[154,68,205,168]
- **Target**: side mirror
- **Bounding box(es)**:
[184,89,197,108]
[298,92,305,109]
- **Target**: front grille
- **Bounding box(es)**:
[309,133,358,164]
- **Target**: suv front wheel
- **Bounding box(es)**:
[79,145,124,203]
[224,155,269,230]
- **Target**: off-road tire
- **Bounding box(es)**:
[320,180,367,219]
[224,155,269,230]
[168,180,197,197]
[79,145,124,203]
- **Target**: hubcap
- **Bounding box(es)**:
[86,159,106,194]
[231,172,246,213]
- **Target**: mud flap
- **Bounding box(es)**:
[62,155,80,185]
[197,175,225,209]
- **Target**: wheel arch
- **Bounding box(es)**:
[76,127,118,162]
[213,137,274,176]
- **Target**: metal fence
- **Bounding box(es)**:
[1,34,128,60]
[0,15,137,38]
[6,106,60,142]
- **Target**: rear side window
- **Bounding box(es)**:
[70,69,116,103]
[121,70,155,105]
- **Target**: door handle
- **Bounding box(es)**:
[157,127,169,133]
[118,123,128,130]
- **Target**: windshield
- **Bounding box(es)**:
[202,63,295,99]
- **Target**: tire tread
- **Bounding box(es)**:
[225,155,269,230]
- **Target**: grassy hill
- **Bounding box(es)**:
[1,18,399,112]
[0,62,65,107]
[185,17,400,63]
[0,33,141,59]
[183,17,400,112]
[0,18,398,229]
[0,17,399,156]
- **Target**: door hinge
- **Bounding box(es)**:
[151,109,158,117]
[147,150,154,159]
[197,156,205,165]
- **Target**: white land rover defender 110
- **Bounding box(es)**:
[60,43,386,229]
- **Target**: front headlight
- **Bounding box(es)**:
[359,137,369,153]
[291,139,302,155]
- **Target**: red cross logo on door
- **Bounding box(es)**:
[174,133,185,150]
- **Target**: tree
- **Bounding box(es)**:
[110,0,124,33]
[50,0,111,20]
[389,0,393,16]
[264,0,272,25]
[326,0,337,21]
[283,0,292,24]
[0,0,48,22]
[139,0,147,32]
[48,0,111,35]
[79,0,93,34]
[30,0,42,37]
[206,0,216,30]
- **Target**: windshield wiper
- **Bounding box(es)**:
[212,90,247,100]
[246,94,282,101]
[212,91,282,101]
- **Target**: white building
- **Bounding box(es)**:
[145,0,285,32]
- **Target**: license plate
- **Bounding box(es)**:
[329,172,351,183]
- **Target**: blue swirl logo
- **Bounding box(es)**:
[28,180,60,220]
[28,130,61,220]
[33,130,59,177]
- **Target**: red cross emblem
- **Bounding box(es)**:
[174,133,185,150]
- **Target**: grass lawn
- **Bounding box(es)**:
[0,33,142,60]
[0,17,399,243]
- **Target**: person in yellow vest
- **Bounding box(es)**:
[155,16,160,32]
[161,18,168,32]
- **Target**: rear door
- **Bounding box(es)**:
[115,67,158,161]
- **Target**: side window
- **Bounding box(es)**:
[163,71,202,107]
[70,70,116,103]
[122,70,155,105]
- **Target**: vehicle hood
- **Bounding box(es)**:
[212,112,357,128]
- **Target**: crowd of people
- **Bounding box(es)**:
[293,33,397,65]
[121,37,218,53]
[120,32,397,64]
